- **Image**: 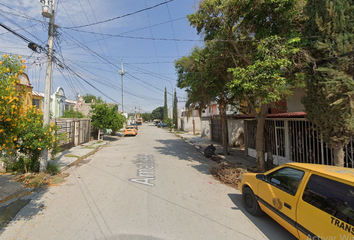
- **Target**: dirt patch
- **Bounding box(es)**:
[14,172,69,188]
[210,162,259,189]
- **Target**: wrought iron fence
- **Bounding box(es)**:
[246,119,354,168]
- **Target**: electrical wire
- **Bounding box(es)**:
[61,0,174,29]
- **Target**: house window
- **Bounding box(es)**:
[33,99,40,109]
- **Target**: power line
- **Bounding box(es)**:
[62,0,174,29]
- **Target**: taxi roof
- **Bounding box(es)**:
[284,162,354,182]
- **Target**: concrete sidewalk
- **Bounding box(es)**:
[174,131,257,167]
[0,139,108,206]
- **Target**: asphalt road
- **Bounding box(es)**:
[0,124,296,240]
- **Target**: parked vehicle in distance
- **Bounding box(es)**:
[160,122,168,128]
[137,117,142,125]
[240,163,354,239]
[130,123,138,130]
[124,126,137,136]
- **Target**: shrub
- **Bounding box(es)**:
[46,162,60,175]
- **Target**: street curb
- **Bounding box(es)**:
[61,141,108,172]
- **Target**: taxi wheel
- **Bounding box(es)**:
[242,187,263,216]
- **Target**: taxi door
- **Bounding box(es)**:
[257,166,306,238]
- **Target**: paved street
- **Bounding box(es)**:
[0,124,295,240]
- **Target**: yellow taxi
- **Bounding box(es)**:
[239,163,354,239]
[124,126,137,137]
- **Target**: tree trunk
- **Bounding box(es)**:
[255,105,269,172]
[264,123,274,170]
[218,98,228,155]
[333,143,345,167]
[97,129,100,140]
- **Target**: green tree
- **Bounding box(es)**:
[163,87,168,121]
[302,0,354,166]
[0,55,24,153]
[188,0,305,171]
[17,108,62,172]
[82,94,104,104]
[176,41,237,155]
[141,112,152,122]
[164,118,174,131]
[61,108,85,118]
[173,89,178,129]
[0,55,63,172]
[90,103,125,139]
[109,106,126,134]
[151,107,163,120]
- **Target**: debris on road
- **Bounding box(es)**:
[210,162,250,189]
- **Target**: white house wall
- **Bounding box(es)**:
[201,118,211,138]
[179,116,201,132]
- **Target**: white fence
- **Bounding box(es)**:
[245,119,354,168]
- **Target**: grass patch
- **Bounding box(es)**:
[16,172,69,188]
[83,146,96,149]
[174,131,185,134]
[46,162,60,175]
[50,175,65,185]
[64,154,79,158]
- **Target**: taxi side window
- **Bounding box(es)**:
[302,174,354,226]
[266,167,305,196]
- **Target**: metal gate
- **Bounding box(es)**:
[211,117,228,144]
[54,118,91,151]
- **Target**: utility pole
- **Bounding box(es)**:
[40,0,56,172]
[135,100,137,122]
[118,58,126,113]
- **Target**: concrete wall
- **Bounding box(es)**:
[228,119,244,147]
[81,103,92,117]
[201,118,211,139]
[179,116,201,132]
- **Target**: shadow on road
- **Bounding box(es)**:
[227,193,297,240]
[154,138,215,176]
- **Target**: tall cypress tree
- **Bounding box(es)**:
[163,87,168,121]
[302,0,354,166]
[173,89,178,129]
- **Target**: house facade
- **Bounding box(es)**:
[17,73,33,109]
[51,87,66,118]
[240,89,353,168]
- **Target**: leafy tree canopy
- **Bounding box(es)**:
[302,0,354,166]
[141,113,152,122]
[61,108,85,118]
[83,94,104,104]
[151,107,163,120]
[90,103,125,131]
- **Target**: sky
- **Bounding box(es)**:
[0,0,203,113]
